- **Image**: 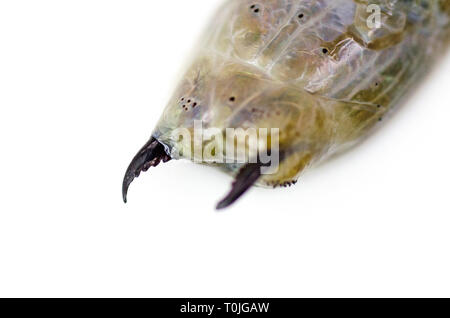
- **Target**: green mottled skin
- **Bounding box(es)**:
[153,0,449,187]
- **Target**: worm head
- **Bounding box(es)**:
[123,55,355,209]
[123,55,278,208]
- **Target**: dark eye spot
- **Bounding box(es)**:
[322,48,329,54]
[229,96,236,102]
[377,104,381,108]
[250,4,260,14]
[181,97,185,101]
[298,13,304,19]
[193,102,197,107]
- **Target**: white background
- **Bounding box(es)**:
[1,0,449,297]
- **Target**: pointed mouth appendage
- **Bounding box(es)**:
[122,137,171,203]
[216,162,265,210]
[216,151,285,210]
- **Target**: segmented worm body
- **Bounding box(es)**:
[123,0,449,209]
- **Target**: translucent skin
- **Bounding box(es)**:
[153,0,449,187]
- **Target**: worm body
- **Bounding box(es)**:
[123,0,449,208]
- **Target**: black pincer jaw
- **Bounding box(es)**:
[215,162,264,210]
[122,137,171,203]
